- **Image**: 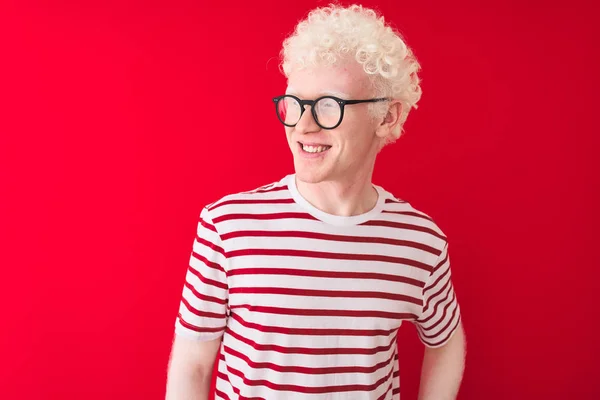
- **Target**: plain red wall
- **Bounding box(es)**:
[1,0,598,399]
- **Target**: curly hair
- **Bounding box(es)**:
[279,3,423,141]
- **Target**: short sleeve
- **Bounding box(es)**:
[174,206,229,341]
[414,241,462,348]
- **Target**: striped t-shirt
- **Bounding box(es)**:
[174,173,462,400]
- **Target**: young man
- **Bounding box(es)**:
[166,4,466,400]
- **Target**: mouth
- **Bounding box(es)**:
[298,141,332,154]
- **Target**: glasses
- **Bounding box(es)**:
[272,94,391,130]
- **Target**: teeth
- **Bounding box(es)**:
[303,144,330,153]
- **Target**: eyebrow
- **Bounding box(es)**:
[285,87,351,98]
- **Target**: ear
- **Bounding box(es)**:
[375,100,403,140]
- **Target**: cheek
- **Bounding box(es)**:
[344,109,373,130]
[351,113,377,140]
[284,128,293,142]
[336,128,375,157]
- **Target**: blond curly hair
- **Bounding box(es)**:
[279,3,423,141]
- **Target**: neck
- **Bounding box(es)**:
[295,170,379,217]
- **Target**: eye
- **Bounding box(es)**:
[318,98,337,108]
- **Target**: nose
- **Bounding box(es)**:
[294,104,321,134]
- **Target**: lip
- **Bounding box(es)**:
[297,142,331,158]
[298,141,331,147]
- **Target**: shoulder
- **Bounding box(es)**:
[376,185,449,257]
[201,175,293,220]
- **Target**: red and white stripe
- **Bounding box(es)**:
[175,174,461,399]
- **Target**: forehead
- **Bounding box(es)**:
[286,62,370,98]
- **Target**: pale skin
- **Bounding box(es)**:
[284,61,389,217]
[165,335,220,400]
[418,322,467,400]
[165,59,466,399]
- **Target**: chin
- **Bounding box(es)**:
[295,171,320,184]
[291,146,339,184]
[294,165,332,184]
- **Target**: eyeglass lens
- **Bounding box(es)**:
[277,96,341,128]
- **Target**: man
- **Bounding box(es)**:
[166,4,466,400]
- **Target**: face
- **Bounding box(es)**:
[284,61,386,185]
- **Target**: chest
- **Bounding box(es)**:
[224,247,425,333]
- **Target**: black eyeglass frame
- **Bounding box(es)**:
[272,94,391,130]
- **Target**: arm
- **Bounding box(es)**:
[417,320,466,400]
[167,205,229,399]
[165,334,222,400]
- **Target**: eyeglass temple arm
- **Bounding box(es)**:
[344,98,391,105]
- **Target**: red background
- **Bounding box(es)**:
[1,0,599,399]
